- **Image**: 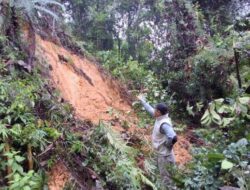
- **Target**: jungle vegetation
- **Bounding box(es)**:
[0,0,249,189]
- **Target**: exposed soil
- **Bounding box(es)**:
[174,136,192,165]
[37,36,133,125]
[35,36,192,190]
[47,162,70,190]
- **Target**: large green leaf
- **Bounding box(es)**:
[222,117,235,127]
[210,110,222,125]
[214,98,224,104]
[238,97,250,105]
[236,138,248,146]
[221,159,234,170]
[201,110,211,126]
[207,153,224,162]
[15,155,25,163]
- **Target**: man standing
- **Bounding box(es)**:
[137,95,178,190]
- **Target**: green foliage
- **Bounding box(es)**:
[69,140,85,153]
[82,123,157,190]
[234,31,250,90]
[68,0,115,51]
[97,50,170,124]
[182,137,249,190]
[1,1,250,189]
[192,0,234,35]
[184,163,221,190]
[67,0,249,116]
[0,35,26,61]
[0,147,46,189]
[0,59,70,187]
[98,50,167,102]
[0,66,51,143]
[222,139,250,189]
[9,170,45,190]
[4,150,25,174]
[190,47,233,98]
[201,96,250,142]
[181,84,249,189]
[167,42,234,116]
[183,94,250,189]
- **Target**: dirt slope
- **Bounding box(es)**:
[37,36,133,125]
[36,36,191,190]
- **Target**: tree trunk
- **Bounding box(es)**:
[118,37,121,59]
[26,17,36,69]
[27,144,33,170]
[0,0,10,35]
[4,5,20,47]
[4,142,12,184]
[234,48,241,89]
[0,3,5,34]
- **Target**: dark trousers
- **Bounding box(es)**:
[157,153,177,190]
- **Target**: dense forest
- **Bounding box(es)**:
[0,0,249,189]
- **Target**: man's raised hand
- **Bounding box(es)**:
[137,94,145,101]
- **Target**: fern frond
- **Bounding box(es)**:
[144,158,157,175]
[9,0,64,23]
[34,5,59,20]
[140,172,158,190]
[32,0,65,10]
[100,122,136,155]
[98,122,157,190]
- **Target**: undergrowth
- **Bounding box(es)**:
[0,36,160,189]
[79,122,158,190]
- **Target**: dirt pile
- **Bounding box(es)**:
[36,36,192,189]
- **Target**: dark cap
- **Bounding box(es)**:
[155,103,168,115]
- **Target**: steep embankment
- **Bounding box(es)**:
[36,36,192,189]
[37,36,134,127]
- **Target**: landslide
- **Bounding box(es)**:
[36,36,134,126]
[35,36,192,190]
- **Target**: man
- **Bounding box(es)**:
[137,95,178,190]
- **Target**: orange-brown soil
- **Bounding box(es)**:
[47,162,70,190]
[37,36,134,125]
[174,136,192,165]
